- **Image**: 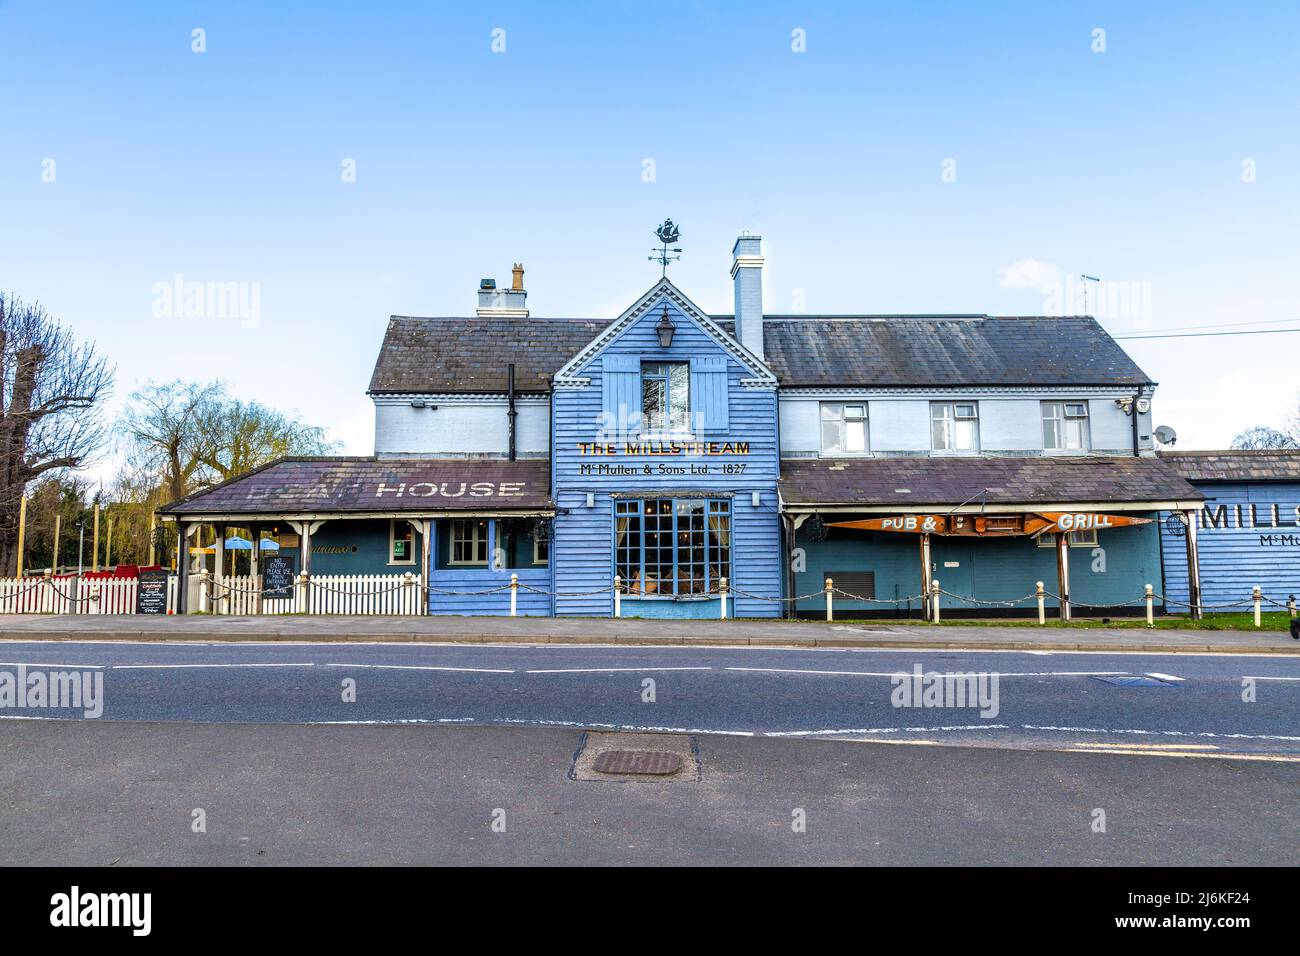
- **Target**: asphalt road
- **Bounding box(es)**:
[0,640,1296,755]
[1,720,1295,865]
[1,640,1295,865]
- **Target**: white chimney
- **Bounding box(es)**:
[731,235,764,361]
[476,263,528,317]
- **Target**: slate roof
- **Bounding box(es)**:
[1158,450,1300,483]
[779,456,1202,508]
[161,458,552,516]
[370,314,1151,393]
[370,317,610,393]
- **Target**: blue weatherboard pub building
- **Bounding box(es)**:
[163,233,1208,618]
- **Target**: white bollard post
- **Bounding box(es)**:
[296,571,309,614]
[931,579,941,623]
[613,574,622,618]
[825,577,833,622]
[1289,595,1296,619]
[1253,586,1262,628]
[199,569,211,614]
[719,576,728,619]
[1145,584,1154,627]
[1036,580,1045,625]
[510,572,518,617]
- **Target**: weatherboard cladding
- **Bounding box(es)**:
[779,456,1202,508]
[368,314,1151,393]
[162,458,552,515]
[551,296,783,618]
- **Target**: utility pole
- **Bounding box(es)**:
[92,503,100,572]
[52,514,61,575]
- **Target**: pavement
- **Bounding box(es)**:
[1,613,1297,654]
[2,720,1294,865]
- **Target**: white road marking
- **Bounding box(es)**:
[1022,724,1300,742]
[1145,672,1185,681]
[724,667,1128,678]
[322,663,515,674]
[0,661,103,669]
[110,663,314,669]
[1244,675,1300,681]
[765,724,1008,737]
[525,666,713,674]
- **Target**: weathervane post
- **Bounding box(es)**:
[649,219,682,277]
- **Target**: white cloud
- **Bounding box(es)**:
[998,258,1062,293]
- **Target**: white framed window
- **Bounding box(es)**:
[1037,529,1100,549]
[641,361,690,433]
[820,402,869,455]
[533,536,549,565]
[931,401,979,451]
[388,520,415,565]
[448,519,489,566]
[1042,401,1090,451]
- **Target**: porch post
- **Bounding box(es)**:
[177,521,190,613]
[1055,532,1071,622]
[419,519,432,616]
[1184,509,1202,621]
[250,522,262,615]
[919,532,933,623]
[214,522,227,614]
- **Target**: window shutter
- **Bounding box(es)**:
[601,354,641,433]
[690,355,729,432]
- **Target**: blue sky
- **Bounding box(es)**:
[2,0,1297,478]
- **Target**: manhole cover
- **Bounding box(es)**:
[592,749,683,775]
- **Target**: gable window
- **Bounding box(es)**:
[641,361,690,433]
[931,402,979,451]
[1042,401,1090,451]
[449,519,489,566]
[389,520,415,565]
[615,498,731,597]
[820,403,868,455]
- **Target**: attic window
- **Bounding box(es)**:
[641,362,689,432]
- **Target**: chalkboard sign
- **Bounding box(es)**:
[262,555,296,598]
[135,569,170,615]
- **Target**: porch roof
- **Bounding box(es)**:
[779,455,1205,512]
[159,457,553,519]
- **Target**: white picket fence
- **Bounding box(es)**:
[0,575,179,615]
[305,573,422,616]
[204,572,422,616]
[0,572,422,616]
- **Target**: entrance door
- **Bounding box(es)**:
[930,538,975,609]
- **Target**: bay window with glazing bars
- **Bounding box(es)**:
[615,498,731,596]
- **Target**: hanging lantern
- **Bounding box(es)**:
[529,516,553,543]
[805,514,828,542]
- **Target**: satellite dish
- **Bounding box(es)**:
[1154,425,1177,446]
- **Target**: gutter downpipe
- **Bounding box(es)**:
[507,363,517,462]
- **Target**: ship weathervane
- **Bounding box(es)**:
[649,218,683,277]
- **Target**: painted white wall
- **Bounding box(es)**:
[777,392,1152,456]
[374,398,550,457]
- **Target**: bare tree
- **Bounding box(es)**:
[120,380,337,503]
[1231,424,1300,450]
[0,294,113,575]
[119,380,223,503]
